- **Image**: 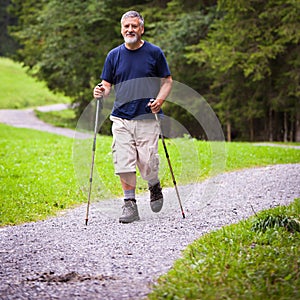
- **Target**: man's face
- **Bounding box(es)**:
[121,17,144,45]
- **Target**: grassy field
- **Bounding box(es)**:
[0,57,70,109]
[0,124,83,225]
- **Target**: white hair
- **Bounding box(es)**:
[121,11,144,27]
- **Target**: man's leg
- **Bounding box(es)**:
[110,117,140,223]
[136,119,164,212]
[119,172,140,223]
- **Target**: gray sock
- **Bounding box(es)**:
[124,189,135,200]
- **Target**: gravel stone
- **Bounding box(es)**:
[0,163,299,299]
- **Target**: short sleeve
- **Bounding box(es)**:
[155,48,171,78]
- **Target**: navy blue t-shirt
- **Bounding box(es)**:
[101,41,171,119]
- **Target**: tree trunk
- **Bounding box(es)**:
[268,109,274,141]
[227,120,231,142]
[295,111,300,142]
[283,111,288,142]
[226,110,231,142]
[264,116,268,141]
[249,118,254,142]
[290,117,294,142]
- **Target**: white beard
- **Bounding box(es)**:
[124,34,138,44]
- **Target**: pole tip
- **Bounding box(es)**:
[182,212,186,219]
[85,219,88,226]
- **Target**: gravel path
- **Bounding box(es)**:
[0,163,299,300]
[1,105,300,299]
[0,104,88,139]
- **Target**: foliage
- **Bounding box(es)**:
[143,1,219,138]
[148,199,300,299]
[186,0,300,141]
[251,199,300,232]
[252,213,300,233]
[145,0,217,90]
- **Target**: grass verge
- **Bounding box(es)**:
[148,199,300,299]
[34,109,77,128]
[34,109,300,185]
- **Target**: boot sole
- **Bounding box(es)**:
[150,199,163,213]
[119,215,140,223]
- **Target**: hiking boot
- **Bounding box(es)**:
[149,183,164,213]
[119,199,140,223]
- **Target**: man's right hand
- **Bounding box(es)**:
[93,83,105,99]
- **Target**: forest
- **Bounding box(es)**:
[1,0,299,141]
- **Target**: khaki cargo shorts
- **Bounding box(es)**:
[110,116,160,181]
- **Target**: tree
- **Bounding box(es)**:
[186,0,300,141]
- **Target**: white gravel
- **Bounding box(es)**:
[0,163,299,300]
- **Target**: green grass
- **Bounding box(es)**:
[225,142,300,169]
[0,57,70,109]
[258,142,300,146]
[0,124,84,225]
[148,199,300,299]
[34,109,77,128]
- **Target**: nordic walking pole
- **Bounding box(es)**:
[85,84,103,226]
[154,110,186,219]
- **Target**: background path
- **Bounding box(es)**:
[0,104,88,139]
